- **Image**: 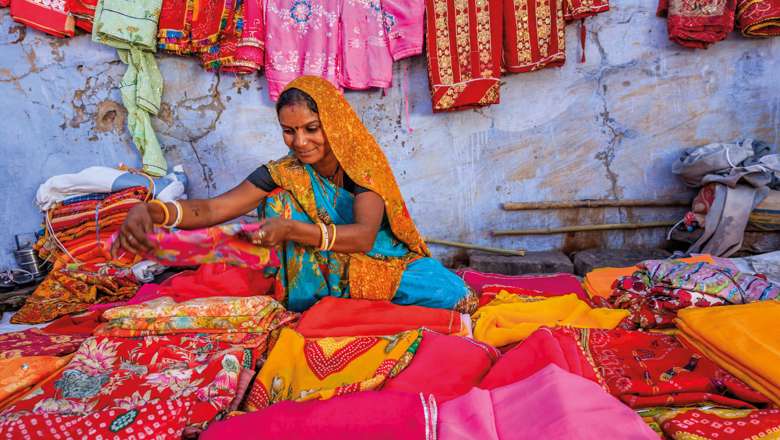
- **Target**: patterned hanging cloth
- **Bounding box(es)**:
[424,0,503,111]
[736,0,780,36]
[657,0,737,48]
[503,0,566,72]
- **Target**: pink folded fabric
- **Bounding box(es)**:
[440,364,658,440]
[478,327,600,390]
[456,269,588,301]
[384,330,500,401]
[199,390,436,439]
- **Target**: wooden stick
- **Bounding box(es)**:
[492,221,677,236]
[501,199,690,211]
[425,238,526,256]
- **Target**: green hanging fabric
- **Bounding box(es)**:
[92,0,168,177]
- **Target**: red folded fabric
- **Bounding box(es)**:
[41,310,102,336]
[199,390,435,440]
[296,297,463,338]
[457,269,588,300]
[384,331,499,401]
[578,328,769,408]
[737,0,780,36]
[478,327,601,390]
[10,0,75,38]
[658,0,737,48]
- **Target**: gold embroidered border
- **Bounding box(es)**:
[454,0,472,81]
[513,0,532,65]
[475,0,495,76]
[433,0,455,84]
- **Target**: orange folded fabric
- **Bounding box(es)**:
[296,296,464,337]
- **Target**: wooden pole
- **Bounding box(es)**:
[425,238,526,256]
[501,199,690,211]
[491,221,677,236]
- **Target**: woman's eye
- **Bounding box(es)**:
[306,126,319,133]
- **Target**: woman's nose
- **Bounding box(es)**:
[293,131,307,147]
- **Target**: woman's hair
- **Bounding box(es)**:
[276,88,318,114]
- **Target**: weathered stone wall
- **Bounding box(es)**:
[1,2,779,267]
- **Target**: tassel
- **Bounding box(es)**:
[580,18,587,63]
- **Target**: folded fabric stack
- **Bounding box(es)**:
[657,0,737,48]
[676,301,780,406]
[157,0,264,73]
[594,259,780,329]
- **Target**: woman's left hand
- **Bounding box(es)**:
[246,218,292,247]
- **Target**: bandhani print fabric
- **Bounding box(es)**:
[736,0,780,36]
[144,223,279,270]
[424,0,503,111]
[0,335,249,435]
[572,328,769,408]
[654,407,780,440]
[0,329,86,360]
[245,328,421,410]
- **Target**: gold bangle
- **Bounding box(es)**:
[327,223,337,251]
[167,200,184,229]
[149,200,170,227]
[318,222,329,251]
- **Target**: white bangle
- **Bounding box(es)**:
[166,200,184,229]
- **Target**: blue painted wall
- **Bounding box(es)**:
[1,2,779,268]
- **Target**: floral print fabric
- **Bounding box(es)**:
[245,328,421,410]
[0,335,249,435]
[145,222,279,269]
[0,329,86,360]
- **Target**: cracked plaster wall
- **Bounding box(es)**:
[1,1,779,268]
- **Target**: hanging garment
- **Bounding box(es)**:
[0,335,249,434]
[574,328,768,408]
[0,329,86,359]
[157,0,191,53]
[478,326,602,390]
[384,330,499,401]
[657,0,737,48]
[68,0,98,31]
[95,295,298,339]
[9,0,75,37]
[263,0,341,100]
[244,327,421,410]
[206,0,265,73]
[201,390,436,440]
[737,0,780,35]
[504,0,565,72]
[339,0,393,90]
[439,365,658,440]
[381,0,425,60]
[424,0,503,111]
[92,0,168,177]
[676,301,780,406]
[296,296,466,337]
[472,293,628,347]
[260,77,476,313]
[144,223,279,269]
[654,407,780,440]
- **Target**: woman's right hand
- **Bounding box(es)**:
[111,203,156,257]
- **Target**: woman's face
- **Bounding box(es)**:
[278,103,330,164]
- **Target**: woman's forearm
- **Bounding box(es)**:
[286,220,376,253]
[148,199,221,230]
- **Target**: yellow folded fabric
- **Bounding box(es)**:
[676,301,780,406]
[472,293,629,347]
[583,255,716,298]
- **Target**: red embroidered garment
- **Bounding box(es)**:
[9,0,75,38]
[737,0,780,36]
[202,0,265,72]
[0,329,86,360]
[503,0,566,72]
[563,0,608,19]
[575,328,769,408]
[68,0,98,31]
[656,408,780,440]
[658,0,737,48]
[158,0,192,53]
[0,335,249,434]
[425,0,503,112]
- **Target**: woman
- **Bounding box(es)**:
[114,76,476,313]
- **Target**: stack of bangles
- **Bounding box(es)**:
[149,199,184,229]
[317,222,337,251]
